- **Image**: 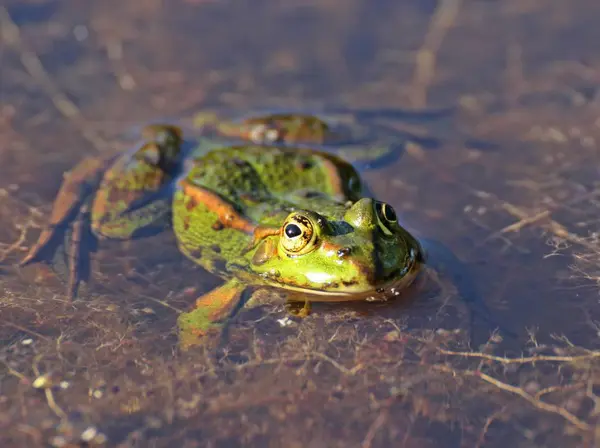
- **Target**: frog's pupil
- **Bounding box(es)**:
[383,204,397,222]
[285,224,302,238]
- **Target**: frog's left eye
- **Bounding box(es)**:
[280,214,317,255]
[375,201,397,235]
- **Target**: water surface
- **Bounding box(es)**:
[1,1,600,446]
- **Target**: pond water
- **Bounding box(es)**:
[1,1,600,446]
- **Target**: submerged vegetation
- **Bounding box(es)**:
[1,0,600,446]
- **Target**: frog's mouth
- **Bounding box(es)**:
[264,249,423,302]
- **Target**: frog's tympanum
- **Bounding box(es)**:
[21,112,504,348]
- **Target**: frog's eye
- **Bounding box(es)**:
[280,214,316,255]
[374,201,397,235]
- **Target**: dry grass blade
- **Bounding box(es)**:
[411,0,463,107]
[0,6,109,153]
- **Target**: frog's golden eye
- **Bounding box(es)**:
[374,201,397,235]
[280,214,316,254]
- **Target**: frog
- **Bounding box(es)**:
[20,112,510,348]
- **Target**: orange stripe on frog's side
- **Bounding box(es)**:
[318,156,346,198]
[179,179,256,234]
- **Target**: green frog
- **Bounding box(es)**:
[20,112,506,347]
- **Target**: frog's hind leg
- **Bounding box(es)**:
[177,278,250,350]
[20,157,113,299]
[20,157,112,268]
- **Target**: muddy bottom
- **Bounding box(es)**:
[1,0,600,447]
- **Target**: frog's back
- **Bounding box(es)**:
[186,145,362,204]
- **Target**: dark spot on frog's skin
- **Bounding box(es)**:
[232,158,246,167]
[183,215,190,231]
[297,159,314,171]
[210,244,221,254]
[212,221,225,231]
[186,197,197,211]
[302,191,323,199]
[342,280,358,287]
[188,248,202,259]
[337,247,352,258]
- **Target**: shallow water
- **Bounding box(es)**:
[1,0,600,446]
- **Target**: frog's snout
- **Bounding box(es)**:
[344,198,377,230]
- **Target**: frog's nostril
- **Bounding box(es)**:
[337,247,352,258]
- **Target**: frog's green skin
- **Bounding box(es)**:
[19,112,438,348]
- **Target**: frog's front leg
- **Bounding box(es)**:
[177,278,251,350]
[285,299,312,318]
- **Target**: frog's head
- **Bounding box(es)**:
[249,198,423,300]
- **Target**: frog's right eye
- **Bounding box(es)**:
[280,214,316,255]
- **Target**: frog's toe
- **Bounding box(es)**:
[286,300,312,318]
[177,310,224,350]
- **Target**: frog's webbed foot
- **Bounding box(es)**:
[177,279,250,350]
[285,300,312,318]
